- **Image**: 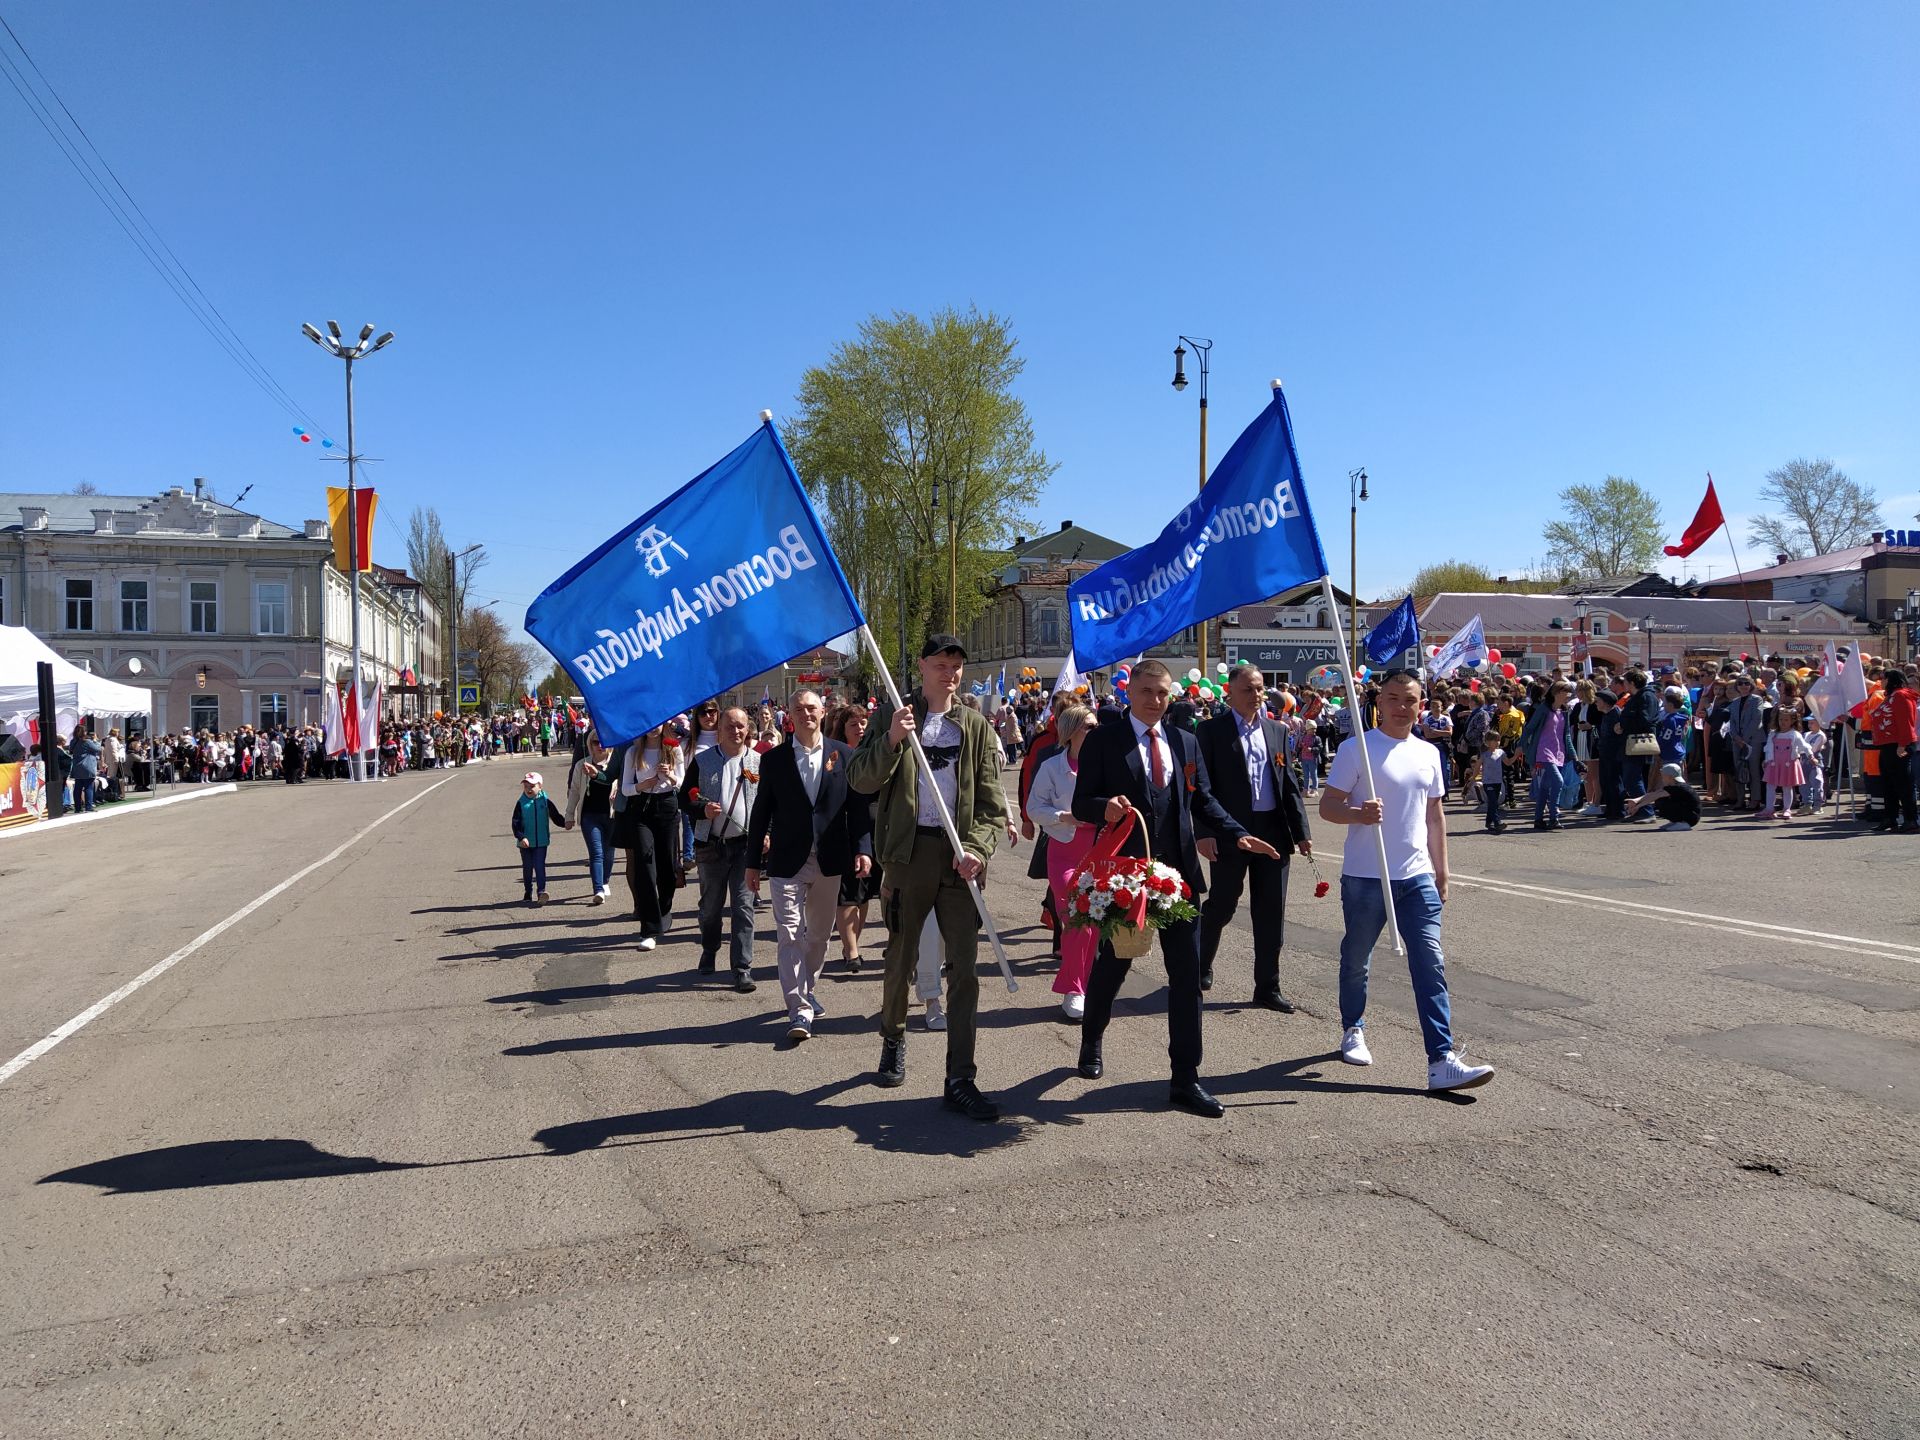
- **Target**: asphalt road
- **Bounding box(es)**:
[2,758,1916,1438]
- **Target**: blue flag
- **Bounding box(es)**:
[1069,386,1329,671]
[1363,595,1421,668]
[526,421,864,746]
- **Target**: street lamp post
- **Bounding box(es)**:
[302,320,394,781]
[1348,468,1369,667]
[1642,613,1656,669]
[1172,337,1212,677]
[446,543,483,720]
[1573,597,1591,673]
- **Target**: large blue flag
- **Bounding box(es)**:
[526,420,864,746]
[1363,594,1421,667]
[1068,385,1329,671]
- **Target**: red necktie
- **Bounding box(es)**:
[1147,727,1165,788]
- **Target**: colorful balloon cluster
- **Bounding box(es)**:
[1014,665,1045,697]
[293,425,335,449]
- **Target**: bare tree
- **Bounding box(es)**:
[406,505,487,631]
[1746,458,1884,558]
[71,480,100,496]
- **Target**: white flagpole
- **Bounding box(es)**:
[1321,576,1405,956]
[858,624,1018,992]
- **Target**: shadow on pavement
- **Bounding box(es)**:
[39,1052,1472,1193]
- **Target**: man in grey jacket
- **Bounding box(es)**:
[677,707,759,987]
[1726,675,1768,809]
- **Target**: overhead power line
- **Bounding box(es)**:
[0,10,332,440]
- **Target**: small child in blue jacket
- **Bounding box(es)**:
[512,771,570,906]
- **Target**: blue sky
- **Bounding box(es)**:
[4,2,1915,644]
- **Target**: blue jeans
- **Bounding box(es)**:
[1531,766,1561,825]
[580,811,613,893]
[1339,874,1456,1063]
[519,845,548,895]
[71,775,96,813]
[1484,787,1503,828]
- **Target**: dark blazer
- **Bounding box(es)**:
[1191,711,1311,855]
[1071,711,1248,888]
[746,736,872,879]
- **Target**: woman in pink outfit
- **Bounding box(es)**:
[1024,704,1098,1021]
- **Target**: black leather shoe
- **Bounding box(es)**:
[1168,1080,1225,1118]
[942,1077,999,1122]
[876,1037,906,1087]
[1077,1039,1103,1080]
[1198,967,1214,992]
[1252,990,1296,1014]
[733,973,757,994]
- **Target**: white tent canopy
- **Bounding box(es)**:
[0,625,152,742]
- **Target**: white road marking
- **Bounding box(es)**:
[1312,842,1920,968]
[0,775,458,1087]
[0,783,237,842]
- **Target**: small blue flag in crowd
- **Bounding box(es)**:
[1362,595,1421,668]
[1068,384,1329,670]
[1429,613,1489,679]
[526,419,864,745]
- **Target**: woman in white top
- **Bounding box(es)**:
[1024,703,1098,1020]
[618,721,686,945]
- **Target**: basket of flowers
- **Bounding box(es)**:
[1063,808,1195,959]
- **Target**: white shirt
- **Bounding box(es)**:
[794,737,824,804]
[1324,729,1445,881]
[1129,712,1173,789]
[1025,751,1083,844]
[915,708,962,826]
[1236,711,1275,812]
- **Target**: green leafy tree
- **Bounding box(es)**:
[785,308,1055,674]
[1541,477,1665,580]
[1403,560,1499,594]
[1747,457,1884,558]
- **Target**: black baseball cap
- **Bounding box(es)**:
[921,633,968,659]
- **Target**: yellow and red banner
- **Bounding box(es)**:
[0,760,40,829]
[326,486,378,572]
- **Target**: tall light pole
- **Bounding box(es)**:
[446,542,483,719]
[1348,467,1369,666]
[1172,336,1212,675]
[302,320,394,781]
[1642,612,1656,669]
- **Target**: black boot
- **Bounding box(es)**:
[876,1036,905,1087]
[1077,1036,1104,1079]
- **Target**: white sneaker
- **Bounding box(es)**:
[597,884,610,900]
[589,892,605,907]
[636,936,657,953]
[924,1000,947,1032]
[1659,821,1693,832]
[1428,1051,1495,1091]
[1061,993,1085,1020]
[1340,1026,1372,1066]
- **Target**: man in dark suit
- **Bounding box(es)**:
[1195,665,1313,1010]
[747,690,871,1041]
[1071,659,1284,1118]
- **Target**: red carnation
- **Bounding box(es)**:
[1179,882,1192,899]
[1314,880,1330,899]
[1113,889,1134,909]
[1075,893,1091,914]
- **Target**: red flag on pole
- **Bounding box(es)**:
[1664,477,1725,557]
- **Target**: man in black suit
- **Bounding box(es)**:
[747,690,871,1042]
[1071,658,1284,1118]
[1195,665,1313,1010]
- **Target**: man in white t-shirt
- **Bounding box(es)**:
[1319,669,1494,1092]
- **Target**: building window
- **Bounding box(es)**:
[0,574,6,624]
[65,578,94,631]
[120,579,150,632]
[189,580,218,634]
[1591,617,1609,638]
[256,581,288,636]
[260,693,288,730]
[189,695,220,734]
[1037,607,1061,649]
